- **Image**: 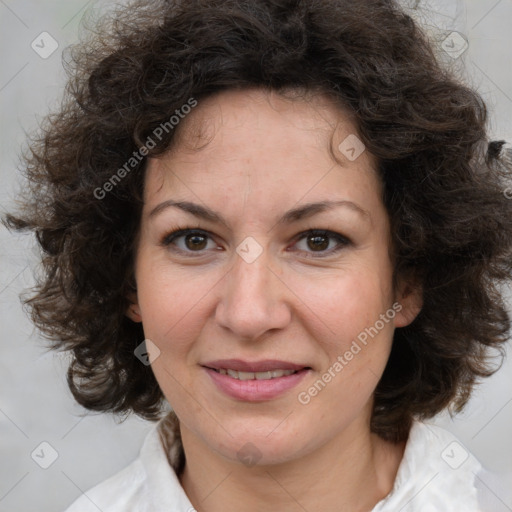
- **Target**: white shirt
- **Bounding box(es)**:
[62,414,510,511]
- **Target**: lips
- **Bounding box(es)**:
[202,359,311,401]
[203,359,308,372]
[213,368,298,380]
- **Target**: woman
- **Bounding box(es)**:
[4,0,512,510]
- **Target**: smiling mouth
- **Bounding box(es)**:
[209,368,304,380]
[203,363,311,400]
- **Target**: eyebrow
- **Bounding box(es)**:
[148,199,371,227]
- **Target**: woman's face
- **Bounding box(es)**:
[130,88,419,465]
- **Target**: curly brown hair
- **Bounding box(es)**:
[3,0,512,443]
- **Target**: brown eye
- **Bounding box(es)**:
[185,233,208,250]
[292,229,351,258]
[306,233,330,251]
[161,228,217,254]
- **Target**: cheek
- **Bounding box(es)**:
[298,276,395,423]
[294,267,396,407]
[293,266,394,344]
[135,260,210,353]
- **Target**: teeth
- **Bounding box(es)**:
[238,371,255,381]
[256,371,273,380]
[217,368,298,380]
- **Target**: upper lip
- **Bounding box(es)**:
[202,359,309,372]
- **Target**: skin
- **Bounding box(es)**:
[127,88,422,512]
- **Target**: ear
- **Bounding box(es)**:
[393,277,423,328]
[126,292,142,323]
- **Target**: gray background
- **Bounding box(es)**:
[1,1,511,511]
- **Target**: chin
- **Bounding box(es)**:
[196,418,315,467]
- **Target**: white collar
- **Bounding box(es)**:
[140,414,483,511]
[371,421,482,511]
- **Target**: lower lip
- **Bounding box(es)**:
[204,367,310,401]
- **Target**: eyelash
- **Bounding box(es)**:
[160,225,351,259]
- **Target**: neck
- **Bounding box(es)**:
[178,418,406,512]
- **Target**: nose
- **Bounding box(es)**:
[214,249,292,341]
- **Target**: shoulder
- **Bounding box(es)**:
[417,424,512,511]
[62,414,192,512]
[63,458,148,512]
[373,421,484,512]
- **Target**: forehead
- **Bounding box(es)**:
[166,87,363,158]
[142,88,382,223]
